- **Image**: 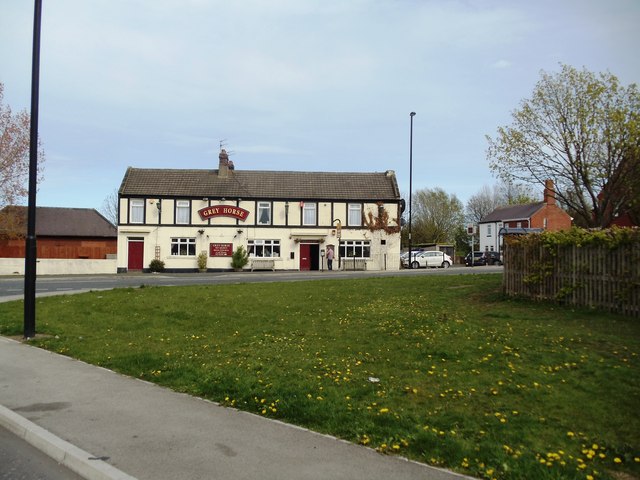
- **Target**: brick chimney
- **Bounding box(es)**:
[544,179,556,206]
[218,149,229,178]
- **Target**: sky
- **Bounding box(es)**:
[1,0,639,213]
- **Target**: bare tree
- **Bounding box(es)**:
[99,188,119,226]
[496,181,536,206]
[465,185,504,225]
[0,83,45,236]
[466,182,536,224]
[487,64,639,227]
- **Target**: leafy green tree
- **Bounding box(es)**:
[487,64,639,227]
[453,224,473,257]
[412,187,464,244]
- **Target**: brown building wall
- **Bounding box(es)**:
[530,205,572,231]
[504,220,530,228]
[0,237,116,259]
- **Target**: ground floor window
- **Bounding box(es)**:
[171,238,196,256]
[339,240,370,258]
[248,239,280,258]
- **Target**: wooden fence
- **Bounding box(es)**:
[503,240,640,318]
[0,237,116,259]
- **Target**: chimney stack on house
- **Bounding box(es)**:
[218,149,230,177]
[544,179,556,206]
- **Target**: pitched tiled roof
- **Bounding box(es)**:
[480,202,545,223]
[0,206,116,237]
[118,168,401,201]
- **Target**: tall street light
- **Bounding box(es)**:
[24,0,43,338]
[408,112,416,268]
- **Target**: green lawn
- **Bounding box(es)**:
[1,274,638,480]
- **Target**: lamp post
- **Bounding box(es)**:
[408,112,416,268]
[24,0,42,339]
[332,219,342,269]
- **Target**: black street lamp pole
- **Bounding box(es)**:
[24,0,42,338]
[408,112,416,268]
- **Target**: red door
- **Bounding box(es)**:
[299,244,311,271]
[128,239,144,271]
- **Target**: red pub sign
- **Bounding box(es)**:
[198,205,249,221]
[210,243,233,257]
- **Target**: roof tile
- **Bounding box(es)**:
[118,168,400,201]
[480,202,545,223]
[1,206,116,237]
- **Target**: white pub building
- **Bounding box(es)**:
[117,150,403,272]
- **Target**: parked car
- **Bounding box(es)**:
[403,250,453,269]
[464,251,502,266]
[400,250,424,264]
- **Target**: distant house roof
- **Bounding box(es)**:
[0,206,116,238]
[118,168,401,201]
[480,202,545,223]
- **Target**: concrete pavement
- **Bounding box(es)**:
[0,335,474,480]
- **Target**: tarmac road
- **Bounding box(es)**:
[0,265,503,301]
[0,424,84,480]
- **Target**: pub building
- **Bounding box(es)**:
[117,150,402,272]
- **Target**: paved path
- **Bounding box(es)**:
[0,336,474,480]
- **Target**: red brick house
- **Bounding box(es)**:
[478,180,572,252]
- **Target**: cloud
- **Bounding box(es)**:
[3,0,639,210]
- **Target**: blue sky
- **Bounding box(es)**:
[1,0,639,211]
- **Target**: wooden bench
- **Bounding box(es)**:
[250,259,275,271]
[342,258,367,271]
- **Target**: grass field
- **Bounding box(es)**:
[0,274,638,480]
